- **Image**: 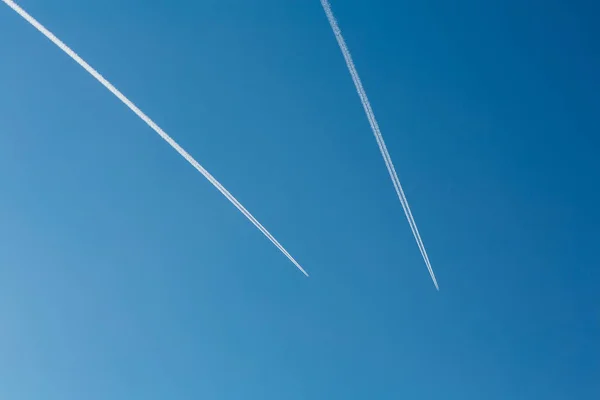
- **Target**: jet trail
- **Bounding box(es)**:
[2,0,308,277]
[320,0,438,289]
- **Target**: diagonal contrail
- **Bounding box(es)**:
[2,0,309,277]
[320,0,438,289]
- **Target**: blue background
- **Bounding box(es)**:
[1,0,598,398]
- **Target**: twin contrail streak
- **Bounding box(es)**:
[2,0,308,277]
[320,0,439,289]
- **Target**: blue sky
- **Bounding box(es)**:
[1,0,598,398]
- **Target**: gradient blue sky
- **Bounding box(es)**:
[1,0,599,398]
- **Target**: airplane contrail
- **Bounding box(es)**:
[2,0,309,277]
[320,0,439,289]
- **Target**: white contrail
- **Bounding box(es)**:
[320,0,438,289]
[2,0,308,277]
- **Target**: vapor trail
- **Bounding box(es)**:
[2,0,308,277]
[320,0,438,289]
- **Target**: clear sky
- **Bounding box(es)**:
[1,0,598,398]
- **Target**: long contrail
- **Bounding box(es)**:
[2,0,308,277]
[320,0,438,289]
